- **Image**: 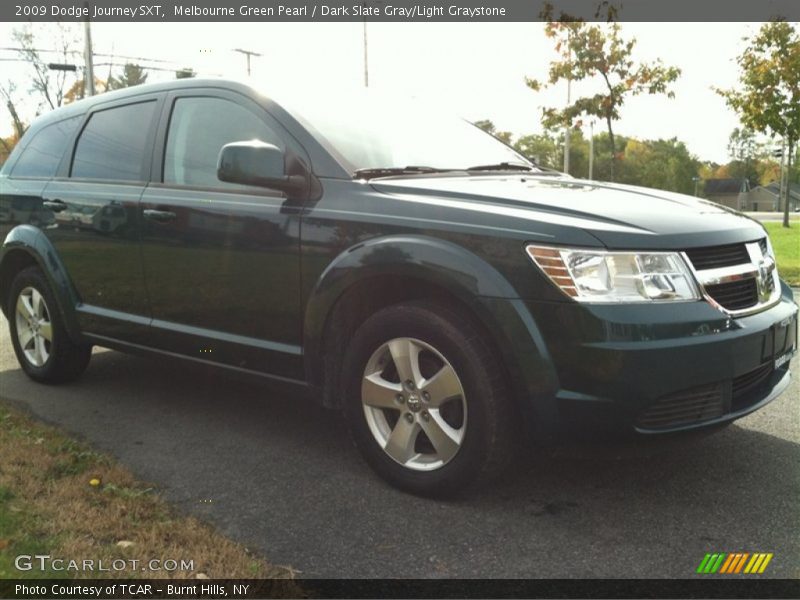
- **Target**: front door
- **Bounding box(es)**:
[139,90,305,380]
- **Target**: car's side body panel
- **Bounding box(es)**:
[0,79,796,442]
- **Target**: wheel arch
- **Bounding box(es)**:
[0,225,82,342]
[303,235,558,426]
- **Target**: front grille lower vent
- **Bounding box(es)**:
[704,279,759,311]
[636,383,724,430]
[732,363,773,410]
[685,243,750,270]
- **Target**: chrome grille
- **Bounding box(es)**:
[685,243,750,270]
[636,383,724,430]
[683,238,779,316]
[704,279,758,311]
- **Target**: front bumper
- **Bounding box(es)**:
[524,281,798,435]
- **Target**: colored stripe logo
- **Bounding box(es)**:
[696,552,773,574]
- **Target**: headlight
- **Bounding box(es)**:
[526,245,701,303]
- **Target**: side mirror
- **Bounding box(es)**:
[217,140,307,196]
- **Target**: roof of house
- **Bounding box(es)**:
[760,181,800,199]
[704,178,750,195]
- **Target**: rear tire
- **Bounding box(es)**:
[7,266,91,383]
[342,301,518,497]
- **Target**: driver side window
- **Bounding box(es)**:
[163,96,285,189]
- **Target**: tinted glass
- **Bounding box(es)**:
[11,116,81,178]
[72,101,155,181]
[164,97,284,188]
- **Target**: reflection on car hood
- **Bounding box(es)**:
[370,174,764,248]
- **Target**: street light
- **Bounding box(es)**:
[692,176,701,197]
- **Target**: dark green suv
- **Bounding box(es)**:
[0,79,796,495]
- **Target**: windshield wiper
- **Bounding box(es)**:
[353,166,456,179]
[466,161,536,172]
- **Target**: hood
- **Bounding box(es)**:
[370,174,765,249]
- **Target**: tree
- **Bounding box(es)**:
[526,21,681,180]
[514,128,589,176]
[107,63,148,90]
[12,23,81,113]
[514,132,560,167]
[618,138,701,195]
[472,119,513,145]
[0,81,27,140]
[726,127,761,187]
[718,21,800,227]
[63,77,108,104]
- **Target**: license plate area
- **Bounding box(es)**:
[773,314,797,369]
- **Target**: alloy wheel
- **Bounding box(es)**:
[361,337,467,471]
[15,286,53,367]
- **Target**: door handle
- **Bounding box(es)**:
[43,199,68,213]
[143,209,177,223]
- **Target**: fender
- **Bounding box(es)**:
[303,235,560,425]
[0,225,83,343]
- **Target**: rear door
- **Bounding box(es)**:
[42,94,163,343]
[139,88,305,380]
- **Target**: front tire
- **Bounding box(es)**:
[7,266,91,383]
[342,301,518,496]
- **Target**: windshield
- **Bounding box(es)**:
[281,92,534,175]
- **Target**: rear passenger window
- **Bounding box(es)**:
[163,97,284,188]
[71,101,155,181]
[10,116,81,178]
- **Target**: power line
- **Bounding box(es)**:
[1,47,186,67]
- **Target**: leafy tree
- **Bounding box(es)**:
[472,119,513,145]
[725,127,761,187]
[514,131,560,167]
[618,138,701,195]
[0,129,24,166]
[526,21,681,180]
[717,20,800,227]
[514,128,589,177]
[63,77,108,104]
[107,64,148,90]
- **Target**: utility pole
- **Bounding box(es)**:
[563,29,572,175]
[83,2,95,97]
[233,48,261,77]
[780,138,787,214]
[362,16,369,87]
[588,120,594,180]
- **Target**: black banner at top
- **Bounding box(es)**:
[3,0,800,22]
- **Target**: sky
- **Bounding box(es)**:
[0,21,776,164]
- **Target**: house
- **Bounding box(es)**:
[703,178,750,210]
[745,182,800,212]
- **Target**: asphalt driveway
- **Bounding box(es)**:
[0,311,798,579]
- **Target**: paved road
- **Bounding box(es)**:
[0,311,798,579]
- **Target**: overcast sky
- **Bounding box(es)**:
[0,22,779,163]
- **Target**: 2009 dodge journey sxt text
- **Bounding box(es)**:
[0,79,796,495]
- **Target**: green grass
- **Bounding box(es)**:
[764,222,800,286]
[0,485,61,578]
